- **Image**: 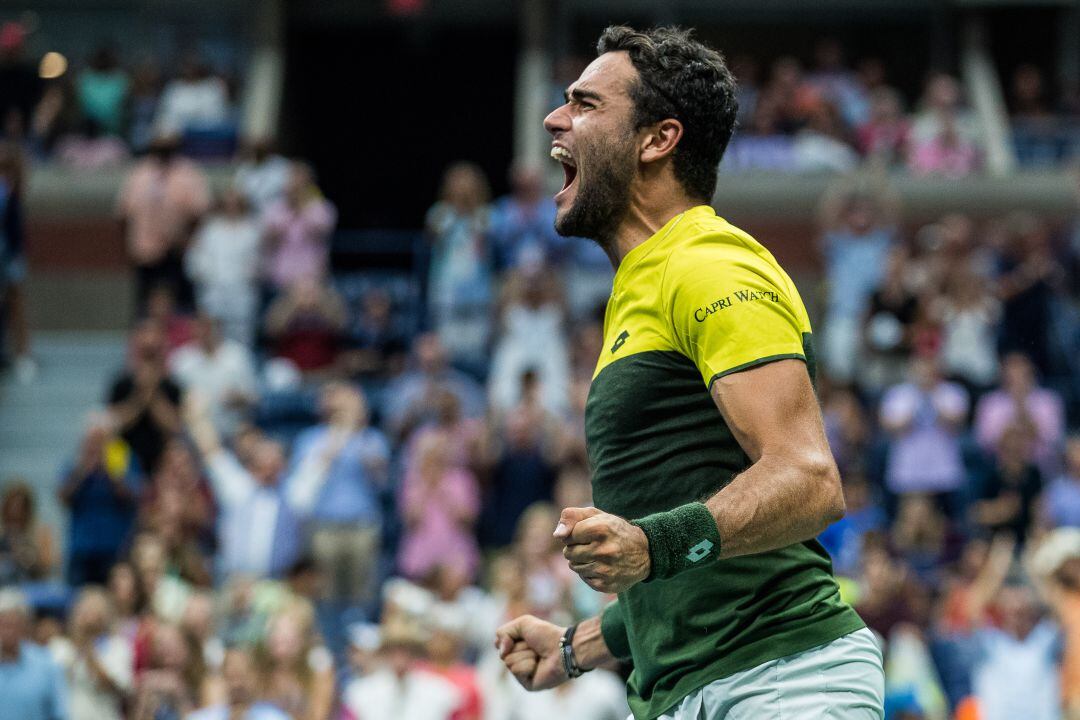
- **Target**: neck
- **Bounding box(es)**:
[607,183,702,268]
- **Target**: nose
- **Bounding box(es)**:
[544,104,570,136]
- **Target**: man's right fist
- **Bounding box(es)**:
[494,615,569,691]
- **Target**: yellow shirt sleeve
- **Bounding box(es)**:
[666,243,808,387]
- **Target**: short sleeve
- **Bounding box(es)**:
[668,249,808,387]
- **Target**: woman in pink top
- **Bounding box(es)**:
[261,161,337,292]
[397,432,480,582]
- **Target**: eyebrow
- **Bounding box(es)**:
[565,87,603,104]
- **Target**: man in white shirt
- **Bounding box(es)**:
[184,394,301,580]
[171,314,258,436]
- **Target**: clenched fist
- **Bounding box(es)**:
[494,615,568,691]
[554,506,651,594]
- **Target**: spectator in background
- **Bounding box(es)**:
[510,503,575,621]
[0,140,35,383]
[879,356,969,506]
[1043,436,1080,529]
[253,602,335,720]
[764,56,817,132]
[720,94,796,173]
[107,561,145,647]
[58,413,140,587]
[860,248,921,394]
[995,214,1061,376]
[974,352,1064,477]
[77,46,128,137]
[127,60,162,154]
[186,647,289,720]
[184,394,302,581]
[854,538,930,640]
[340,621,461,720]
[143,439,215,555]
[107,321,182,475]
[911,73,981,155]
[479,406,558,549]
[130,622,199,720]
[426,162,494,372]
[908,114,980,178]
[154,52,230,136]
[402,387,483,478]
[0,21,43,140]
[909,73,981,178]
[858,87,909,167]
[0,588,68,720]
[487,162,565,271]
[383,333,485,442]
[53,587,133,720]
[171,313,258,437]
[116,133,211,312]
[792,101,859,173]
[285,383,389,610]
[822,386,872,476]
[963,535,1060,720]
[261,162,337,295]
[488,265,569,416]
[931,262,1001,398]
[398,433,480,584]
[144,284,194,359]
[971,424,1042,544]
[233,137,290,214]
[817,175,899,383]
[185,188,261,347]
[806,38,869,128]
[419,610,482,720]
[263,280,348,378]
[0,480,56,584]
[339,288,409,381]
[128,532,189,625]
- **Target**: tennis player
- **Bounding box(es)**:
[495,25,884,720]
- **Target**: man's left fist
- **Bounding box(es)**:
[554,506,651,594]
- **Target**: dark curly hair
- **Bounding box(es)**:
[597,25,738,202]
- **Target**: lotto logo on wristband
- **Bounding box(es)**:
[686,539,715,563]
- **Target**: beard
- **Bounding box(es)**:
[554,130,636,250]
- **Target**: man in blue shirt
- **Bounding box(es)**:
[286,383,389,610]
[0,588,68,720]
[58,413,141,587]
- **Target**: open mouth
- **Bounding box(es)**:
[551,145,578,199]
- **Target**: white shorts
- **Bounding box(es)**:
[645,628,884,720]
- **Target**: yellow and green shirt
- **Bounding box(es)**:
[587,205,865,719]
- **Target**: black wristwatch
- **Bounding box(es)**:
[559,623,590,679]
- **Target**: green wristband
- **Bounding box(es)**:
[632,502,722,582]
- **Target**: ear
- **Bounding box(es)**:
[639,118,684,164]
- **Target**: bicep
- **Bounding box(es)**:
[709,359,829,464]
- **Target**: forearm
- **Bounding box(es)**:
[704,453,843,559]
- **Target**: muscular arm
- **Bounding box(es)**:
[705,358,845,559]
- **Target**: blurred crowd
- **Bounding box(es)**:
[0,19,241,165]
[717,39,1080,174]
[814,171,1080,720]
[0,132,629,720]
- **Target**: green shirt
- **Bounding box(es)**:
[586,206,865,719]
